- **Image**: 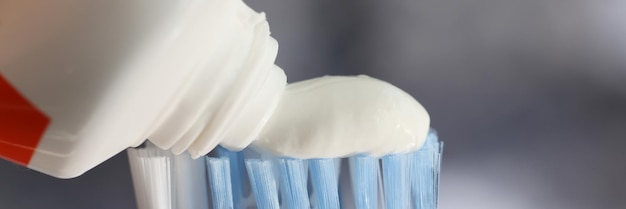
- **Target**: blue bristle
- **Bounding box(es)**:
[348,155,378,209]
[206,157,234,209]
[275,158,311,209]
[410,151,433,209]
[382,153,410,209]
[158,129,443,209]
[309,159,340,209]
[245,159,280,209]
[436,141,444,208]
[411,129,441,209]
[217,146,247,209]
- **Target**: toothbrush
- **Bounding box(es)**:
[127,129,442,209]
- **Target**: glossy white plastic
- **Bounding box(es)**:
[0,0,285,178]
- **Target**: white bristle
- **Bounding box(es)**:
[127,142,209,209]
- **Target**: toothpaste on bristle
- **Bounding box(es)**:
[253,75,431,158]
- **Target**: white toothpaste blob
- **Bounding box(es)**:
[253,75,430,158]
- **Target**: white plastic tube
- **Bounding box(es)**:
[0,0,285,178]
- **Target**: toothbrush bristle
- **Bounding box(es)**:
[128,145,175,209]
[349,155,379,209]
[382,153,410,209]
[309,158,341,209]
[411,130,441,209]
[206,157,235,209]
[128,142,210,209]
[275,158,311,209]
[245,159,281,209]
[217,146,248,209]
[128,129,442,209]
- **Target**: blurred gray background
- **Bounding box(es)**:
[1,0,625,208]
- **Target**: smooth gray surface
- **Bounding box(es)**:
[1,0,625,208]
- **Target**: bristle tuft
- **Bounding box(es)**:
[275,158,311,209]
[349,155,379,209]
[206,157,234,209]
[245,159,280,209]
